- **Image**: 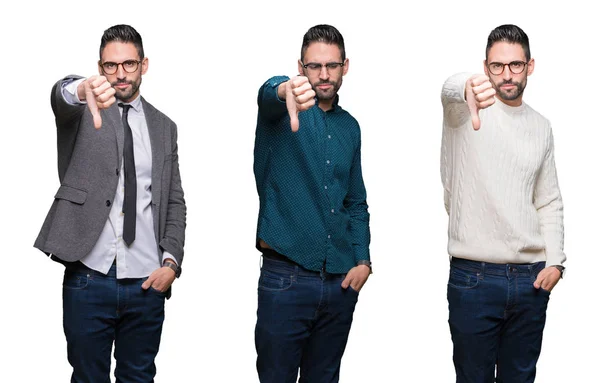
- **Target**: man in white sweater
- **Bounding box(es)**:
[440,24,565,382]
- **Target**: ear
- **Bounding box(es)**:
[342,58,349,76]
[141,57,149,75]
[297,59,304,76]
[527,58,535,76]
[483,59,489,77]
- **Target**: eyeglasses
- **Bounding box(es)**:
[301,62,345,73]
[100,60,142,75]
[487,61,528,75]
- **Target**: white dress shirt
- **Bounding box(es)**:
[62,79,175,278]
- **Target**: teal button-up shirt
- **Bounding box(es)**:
[254,76,370,274]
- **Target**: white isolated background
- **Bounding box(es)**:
[0,0,596,381]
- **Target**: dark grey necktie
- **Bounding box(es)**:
[118,103,136,246]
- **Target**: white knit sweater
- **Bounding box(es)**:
[440,73,565,267]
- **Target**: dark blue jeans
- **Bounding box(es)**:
[447,258,551,383]
[255,254,359,383]
[62,262,166,383]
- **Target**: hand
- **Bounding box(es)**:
[77,75,116,129]
[141,262,176,293]
[533,266,561,292]
[285,76,316,132]
[341,265,371,293]
[465,74,495,131]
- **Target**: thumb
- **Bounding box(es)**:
[84,80,102,129]
[468,101,481,131]
[285,81,300,132]
[533,275,542,289]
[142,275,154,290]
[341,274,351,289]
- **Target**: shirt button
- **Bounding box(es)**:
[328,135,331,139]
[331,209,334,213]
[106,200,111,207]
[326,160,330,164]
[324,185,328,190]
[327,235,331,239]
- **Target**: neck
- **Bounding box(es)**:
[497,95,523,107]
[318,100,334,111]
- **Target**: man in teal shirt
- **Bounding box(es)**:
[253,24,371,382]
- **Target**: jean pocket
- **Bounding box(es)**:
[448,267,480,289]
[63,270,90,290]
[148,286,168,296]
[258,269,294,291]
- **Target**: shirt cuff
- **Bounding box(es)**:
[162,251,178,266]
[62,78,86,105]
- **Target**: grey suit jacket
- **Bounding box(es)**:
[34,76,186,276]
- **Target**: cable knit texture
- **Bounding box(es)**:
[440,73,565,267]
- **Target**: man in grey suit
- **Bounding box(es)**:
[34,24,186,382]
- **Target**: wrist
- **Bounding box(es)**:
[77,81,87,102]
[162,260,178,276]
[552,265,565,279]
[356,260,372,274]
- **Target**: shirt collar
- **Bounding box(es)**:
[316,94,341,113]
[120,94,143,114]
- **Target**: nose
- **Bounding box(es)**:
[319,66,329,80]
[116,63,126,78]
[501,64,512,80]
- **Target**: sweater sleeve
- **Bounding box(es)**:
[533,129,566,268]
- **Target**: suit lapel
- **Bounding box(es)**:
[141,97,164,206]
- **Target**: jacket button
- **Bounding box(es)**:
[116,168,119,175]
[106,200,111,207]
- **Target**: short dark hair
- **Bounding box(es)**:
[301,24,346,62]
[99,24,144,60]
[486,24,530,61]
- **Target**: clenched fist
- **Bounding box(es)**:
[284,76,316,132]
[77,75,117,129]
[465,74,496,131]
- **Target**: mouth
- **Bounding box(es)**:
[115,83,130,90]
[316,83,333,90]
[500,83,516,90]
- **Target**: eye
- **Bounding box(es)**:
[490,63,503,71]
[103,62,116,70]
[123,60,137,69]
[306,63,322,71]
[325,63,341,70]
[511,61,524,69]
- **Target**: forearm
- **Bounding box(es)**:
[441,72,471,104]
[52,76,87,126]
[160,130,186,266]
[345,145,371,262]
[534,135,566,267]
[257,76,290,122]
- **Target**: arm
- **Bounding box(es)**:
[159,123,187,273]
[532,130,565,291]
[341,132,372,292]
[534,130,565,268]
[345,139,370,264]
[51,76,87,127]
[257,76,291,122]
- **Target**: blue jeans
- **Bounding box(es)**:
[255,253,359,383]
[62,262,166,383]
[447,258,551,383]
